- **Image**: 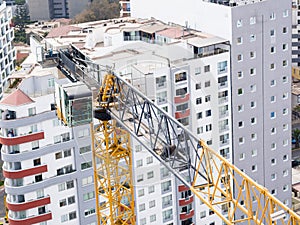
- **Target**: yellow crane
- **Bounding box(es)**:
[56,49,300,225]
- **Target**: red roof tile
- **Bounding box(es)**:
[0,89,34,106]
[46,25,82,38]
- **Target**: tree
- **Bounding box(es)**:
[292,128,300,149]
[13,2,30,43]
[73,0,120,23]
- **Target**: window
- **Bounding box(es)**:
[84,208,95,217]
[140,218,146,225]
[149,200,155,208]
[82,176,93,186]
[197,112,202,119]
[66,180,74,189]
[69,211,77,220]
[58,183,66,192]
[237,37,243,44]
[252,165,257,172]
[148,185,155,194]
[162,194,172,207]
[139,203,145,212]
[251,133,257,141]
[196,97,202,105]
[283,92,288,99]
[238,104,244,112]
[205,80,211,87]
[271,127,276,134]
[251,149,257,157]
[283,60,288,67]
[197,127,203,134]
[238,88,243,95]
[206,124,212,132]
[35,174,43,182]
[271,158,276,165]
[270,46,276,53]
[283,27,287,33]
[138,189,144,197]
[136,159,143,167]
[78,128,89,138]
[80,145,91,154]
[238,121,244,128]
[250,51,256,58]
[283,124,288,131]
[237,19,243,27]
[195,67,201,75]
[270,112,276,119]
[162,209,173,221]
[204,65,210,72]
[237,71,243,79]
[270,95,276,103]
[283,108,288,115]
[60,199,67,207]
[270,12,276,20]
[283,9,288,17]
[271,189,277,195]
[137,174,143,182]
[283,43,287,50]
[239,153,245,160]
[200,211,206,218]
[150,214,156,222]
[81,161,92,170]
[283,169,288,176]
[270,29,275,37]
[270,63,275,70]
[33,158,41,166]
[206,110,212,117]
[283,76,288,83]
[250,16,256,24]
[271,143,276,150]
[251,117,256,125]
[250,101,256,108]
[175,71,187,83]
[250,34,256,42]
[36,189,44,199]
[48,78,54,87]
[218,61,228,74]
[147,171,154,179]
[237,54,243,61]
[63,149,71,157]
[205,95,211,102]
[250,84,256,92]
[239,137,244,144]
[283,154,288,161]
[250,68,256,76]
[146,156,153,164]
[61,214,68,223]
[283,184,288,192]
[271,173,277,180]
[28,107,36,116]
[83,191,95,201]
[32,141,39,150]
[161,180,172,192]
[195,83,201,90]
[270,79,276,86]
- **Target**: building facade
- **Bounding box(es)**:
[131,0,292,217]
[0,62,97,225]
[0,0,15,99]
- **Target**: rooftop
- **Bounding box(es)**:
[0,89,34,106]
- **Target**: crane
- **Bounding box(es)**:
[56,48,300,225]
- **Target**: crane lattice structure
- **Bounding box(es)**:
[57,49,300,225]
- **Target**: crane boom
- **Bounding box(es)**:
[57,49,300,225]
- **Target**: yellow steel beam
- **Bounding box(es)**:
[91,120,135,225]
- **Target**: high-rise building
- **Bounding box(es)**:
[131,0,292,216]
[0,0,15,99]
[0,57,97,224]
[44,18,232,224]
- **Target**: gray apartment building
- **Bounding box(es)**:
[131,0,292,222]
[27,0,92,20]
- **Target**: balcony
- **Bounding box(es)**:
[219,125,229,133]
[174,93,190,104]
[0,131,44,146]
[179,196,194,206]
[9,211,52,225]
[218,96,228,104]
[6,195,50,211]
[175,109,190,119]
[219,110,229,119]
[178,185,189,192]
[3,164,47,179]
[218,81,228,90]
[180,209,194,220]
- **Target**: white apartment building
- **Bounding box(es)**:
[292,0,300,67]
[0,57,97,224]
[131,0,292,220]
[44,18,232,224]
[0,0,15,99]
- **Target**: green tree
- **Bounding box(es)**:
[13,2,30,43]
[293,128,300,149]
[73,0,120,23]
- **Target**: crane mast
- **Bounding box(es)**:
[57,49,300,225]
